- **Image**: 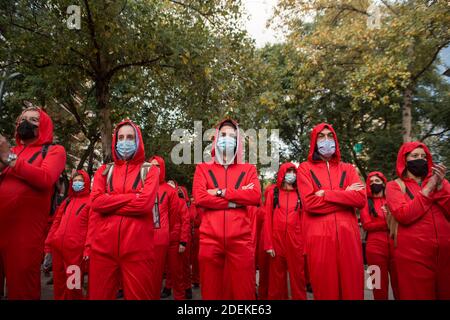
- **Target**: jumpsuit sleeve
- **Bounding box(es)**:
[263,189,274,251]
[323,166,366,209]
[432,179,450,219]
[385,180,434,225]
[44,201,66,253]
[297,165,349,215]
[11,145,66,190]
[193,165,230,209]
[90,165,136,214]
[115,166,160,216]
[360,201,388,232]
[179,199,191,245]
[223,166,261,206]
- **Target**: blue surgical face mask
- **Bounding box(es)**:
[284,172,296,184]
[72,181,85,192]
[116,139,137,160]
[217,136,236,152]
[317,139,336,158]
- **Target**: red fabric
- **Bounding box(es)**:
[263,163,306,300]
[182,201,197,290]
[193,119,261,299]
[297,123,366,300]
[191,204,202,285]
[386,142,450,300]
[147,156,189,299]
[87,120,160,300]
[44,170,91,300]
[360,171,397,300]
[0,108,66,300]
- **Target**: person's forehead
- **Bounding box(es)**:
[219,125,236,134]
[370,175,381,181]
[73,175,84,180]
[22,110,40,118]
[410,147,425,154]
[319,128,332,134]
[118,125,135,135]
[150,159,159,164]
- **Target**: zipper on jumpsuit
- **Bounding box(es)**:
[118,163,129,257]
[224,166,228,252]
[326,161,342,297]
[285,191,289,240]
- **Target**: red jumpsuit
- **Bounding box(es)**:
[163,182,190,300]
[191,204,202,286]
[0,108,66,300]
[386,142,450,300]
[264,163,306,300]
[192,119,261,300]
[297,123,366,300]
[147,156,188,300]
[360,171,398,300]
[87,120,159,300]
[44,170,91,300]
[256,185,274,300]
[181,189,197,292]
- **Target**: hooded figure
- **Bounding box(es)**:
[385,142,450,299]
[191,201,202,287]
[297,123,366,300]
[263,162,306,300]
[192,119,261,299]
[44,170,91,300]
[0,107,66,300]
[86,120,159,300]
[360,171,398,300]
[147,156,189,300]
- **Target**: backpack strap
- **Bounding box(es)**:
[131,162,153,191]
[159,191,167,204]
[28,144,52,164]
[208,169,219,188]
[152,193,160,229]
[61,198,71,215]
[273,187,280,209]
[368,198,378,217]
[309,170,322,189]
[75,203,87,216]
[235,171,245,189]
[339,171,347,189]
[102,163,115,192]
[295,188,302,211]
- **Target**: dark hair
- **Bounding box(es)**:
[219,120,236,130]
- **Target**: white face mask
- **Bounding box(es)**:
[284,172,296,184]
[317,139,336,158]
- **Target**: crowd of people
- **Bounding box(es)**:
[0,107,448,300]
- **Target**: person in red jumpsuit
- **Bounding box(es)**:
[0,106,66,300]
[385,142,450,300]
[44,170,91,300]
[360,171,398,300]
[85,119,159,300]
[148,156,189,300]
[297,123,366,300]
[179,186,195,299]
[160,180,190,300]
[264,162,306,300]
[192,119,261,300]
[191,199,202,288]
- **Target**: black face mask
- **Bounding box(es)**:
[17,120,38,140]
[406,159,428,177]
[370,183,384,195]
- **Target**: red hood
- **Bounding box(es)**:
[210,118,243,165]
[396,141,433,179]
[149,155,166,183]
[307,123,341,163]
[15,108,54,146]
[365,171,387,198]
[276,162,297,188]
[112,119,145,165]
[68,170,91,197]
[263,183,275,201]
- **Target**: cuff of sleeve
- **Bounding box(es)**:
[179,242,187,247]
[228,201,237,208]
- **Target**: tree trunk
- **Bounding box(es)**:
[96,79,112,163]
[402,86,413,143]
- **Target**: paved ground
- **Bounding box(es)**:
[36,266,394,300]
